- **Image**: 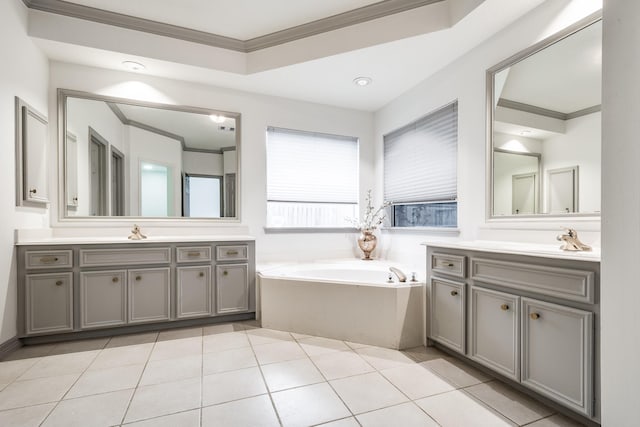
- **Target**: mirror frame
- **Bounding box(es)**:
[486,11,601,220]
[57,88,241,222]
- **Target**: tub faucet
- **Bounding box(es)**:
[389,267,407,282]
[557,227,591,252]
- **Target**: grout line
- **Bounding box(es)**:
[200,326,204,427]
[246,330,284,427]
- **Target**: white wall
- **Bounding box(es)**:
[0,1,49,343]
[48,62,375,263]
[601,0,640,424]
[374,0,602,270]
[183,151,223,176]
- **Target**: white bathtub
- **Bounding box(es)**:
[258,261,424,349]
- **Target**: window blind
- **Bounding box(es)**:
[384,102,458,203]
[267,127,358,203]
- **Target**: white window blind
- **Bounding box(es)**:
[267,127,358,204]
[384,102,458,203]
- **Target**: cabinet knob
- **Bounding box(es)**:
[199,272,205,277]
[135,276,142,281]
[223,270,229,276]
[500,304,509,311]
[29,188,37,194]
[530,312,541,320]
[55,280,63,286]
[450,290,458,296]
[40,256,59,263]
[112,277,119,283]
[445,263,454,267]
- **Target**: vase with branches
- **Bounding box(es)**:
[347,190,390,260]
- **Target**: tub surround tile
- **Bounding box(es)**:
[202,367,267,406]
[66,364,145,398]
[123,409,201,427]
[201,394,280,427]
[203,347,257,375]
[379,363,457,399]
[124,377,201,423]
[0,374,79,410]
[310,350,375,380]
[42,388,133,427]
[271,382,351,427]
[252,341,307,365]
[416,390,516,426]
[0,402,55,427]
[356,402,439,427]
[202,331,250,353]
[298,336,351,356]
[139,355,202,386]
[261,358,325,392]
[330,372,408,414]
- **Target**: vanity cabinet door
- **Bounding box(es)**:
[430,278,466,354]
[177,266,211,318]
[216,263,249,314]
[128,268,170,323]
[25,273,73,334]
[470,287,519,380]
[521,298,593,416]
[80,271,127,328]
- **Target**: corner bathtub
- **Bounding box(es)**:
[258,261,424,349]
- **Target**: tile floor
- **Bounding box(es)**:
[0,322,587,427]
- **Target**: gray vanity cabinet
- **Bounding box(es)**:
[521,297,593,416]
[430,277,466,354]
[25,272,73,334]
[216,264,249,314]
[80,270,127,328]
[470,287,520,380]
[128,268,171,323]
[177,265,211,318]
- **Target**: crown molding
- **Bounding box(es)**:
[23,0,443,53]
[498,98,601,121]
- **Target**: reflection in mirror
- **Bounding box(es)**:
[488,17,601,217]
[61,91,239,219]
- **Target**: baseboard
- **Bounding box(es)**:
[0,336,22,360]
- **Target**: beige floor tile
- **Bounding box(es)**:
[311,350,375,380]
[157,327,202,342]
[66,364,145,398]
[124,377,201,423]
[253,341,307,365]
[148,337,202,362]
[202,394,280,427]
[0,383,7,392]
[344,341,371,350]
[0,374,79,410]
[122,409,200,427]
[416,390,516,426]
[89,343,154,371]
[466,381,554,425]
[42,388,133,427]
[272,382,351,427]
[261,358,325,392]
[402,345,448,363]
[202,332,250,354]
[298,336,351,356]
[203,322,246,336]
[106,332,158,349]
[48,338,109,355]
[247,328,294,345]
[291,332,313,340]
[355,346,416,370]
[17,351,99,381]
[140,355,202,386]
[526,414,587,427]
[356,402,439,427]
[318,417,360,426]
[379,363,456,399]
[330,372,408,414]
[0,357,41,383]
[2,344,54,361]
[0,402,55,427]
[202,366,267,406]
[202,347,257,375]
[420,357,490,388]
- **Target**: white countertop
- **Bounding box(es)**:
[422,240,600,262]
[15,235,255,246]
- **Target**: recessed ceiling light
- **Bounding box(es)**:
[209,114,226,123]
[519,130,531,136]
[122,61,146,71]
[353,76,372,87]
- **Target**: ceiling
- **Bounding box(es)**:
[26,0,550,111]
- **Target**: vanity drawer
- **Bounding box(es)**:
[471,258,594,303]
[431,253,466,278]
[216,245,248,261]
[176,246,212,263]
[80,248,171,267]
[25,250,73,270]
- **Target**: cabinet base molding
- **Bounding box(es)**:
[20,313,255,346]
[0,336,22,360]
[431,342,601,427]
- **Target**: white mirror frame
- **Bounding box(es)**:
[486,11,601,221]
[56,89,242,224]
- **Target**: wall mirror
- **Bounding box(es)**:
[59,90,240,220]
[487,15,601,218]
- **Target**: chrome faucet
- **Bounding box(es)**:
[557,227,591,252]
[389,267,407,282]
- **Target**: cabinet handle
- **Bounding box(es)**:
[500,304,509,311]
[135,276,142,281]
[445,263,454,267]
[187,251,200,257]
[55,280,63,286]
[223,270,229,276]
[112,277,119,283]
[530,312,541,320]
[450,290,458,296]
[40,256,59,264]
[199,272,205,277]
[226,250,239,256]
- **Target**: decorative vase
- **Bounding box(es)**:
[357,229,377,260]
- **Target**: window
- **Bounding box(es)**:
[384,101,458,227]
[266,127,358,228]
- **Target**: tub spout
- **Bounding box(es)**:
[389,267,407,282]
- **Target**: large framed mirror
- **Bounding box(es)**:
[58,89,240,220]
[487,13,601,218]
